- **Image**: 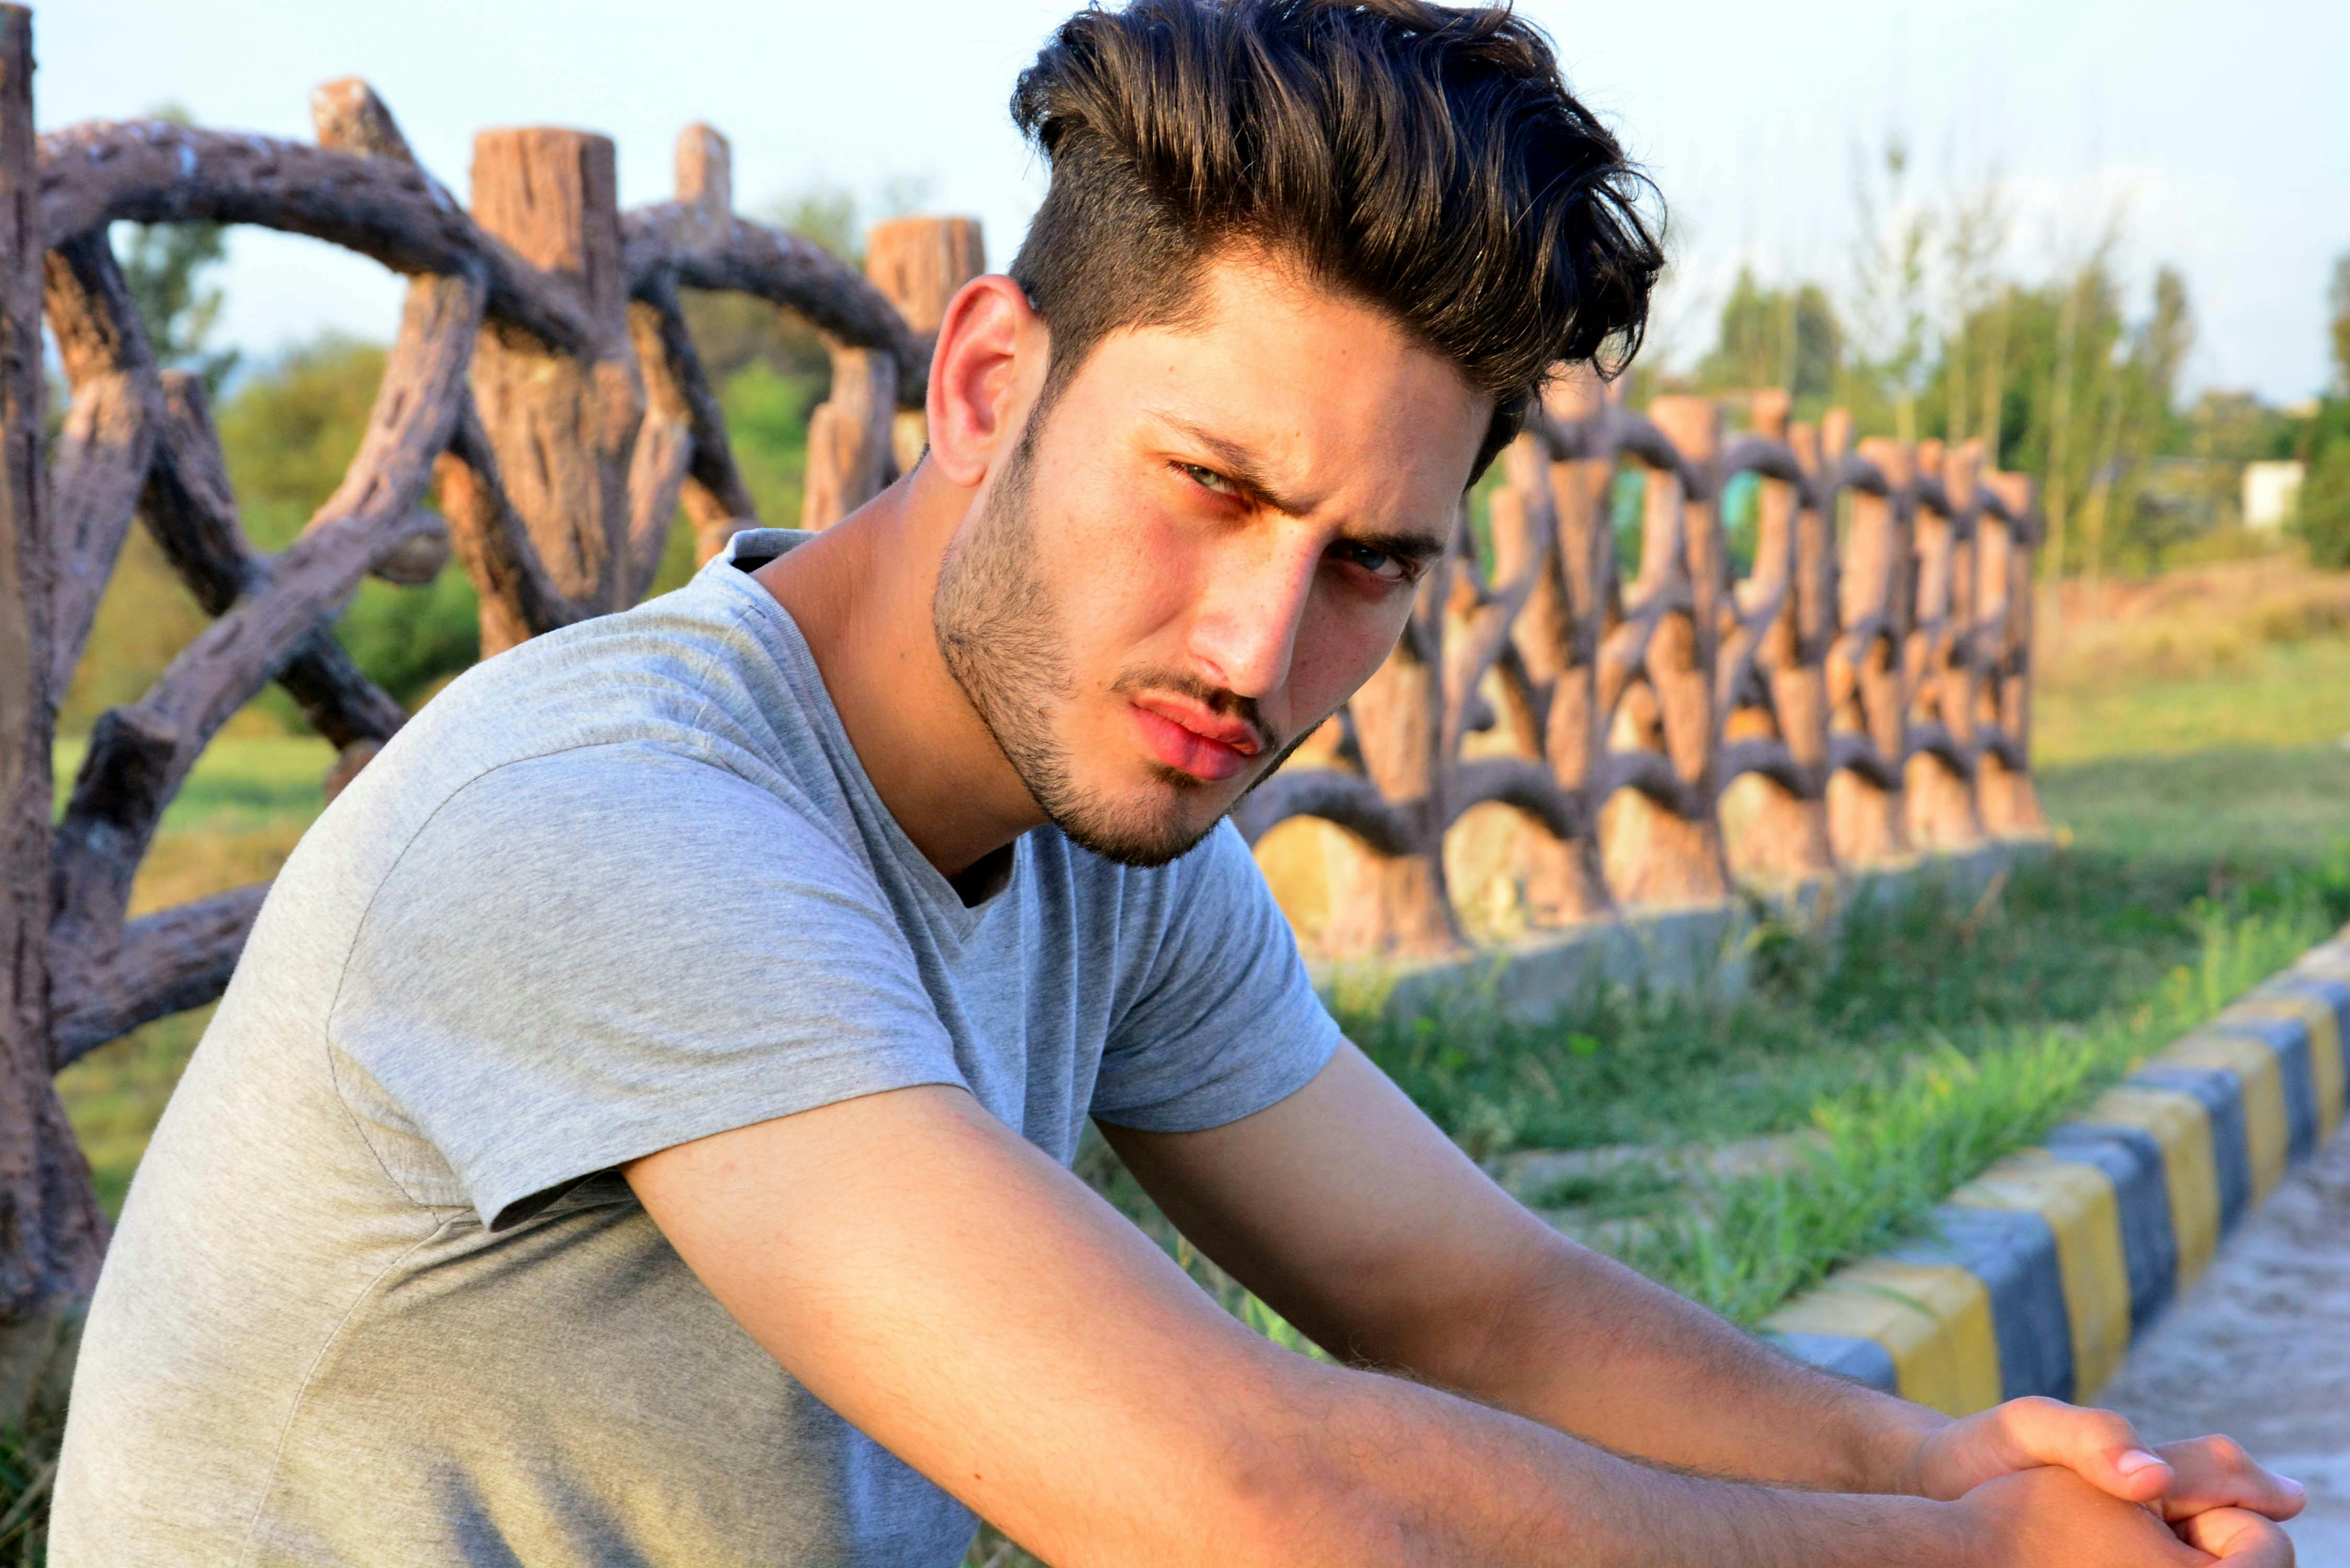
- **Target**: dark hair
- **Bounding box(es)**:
[1008,0,1664,475]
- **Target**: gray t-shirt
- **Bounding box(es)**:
[53,529,1339,1567]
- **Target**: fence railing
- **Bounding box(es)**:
[0,3,2043,1312]
[1240,375,2046,959]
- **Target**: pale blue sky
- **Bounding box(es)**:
[31,0,2349,401]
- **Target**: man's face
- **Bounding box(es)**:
[934,253,1490,868]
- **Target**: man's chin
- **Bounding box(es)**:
[1042,775,1231,869]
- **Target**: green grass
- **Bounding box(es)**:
[1338,846,2295,1159]
[2034,630,2350,766]
[1615,891,2336,1326]
[2040,746,2350,870]
[51,733,333,835]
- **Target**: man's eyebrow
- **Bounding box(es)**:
[1146,410,1449,560]
[1345,525,1450,565]
[1146,410,1320,517]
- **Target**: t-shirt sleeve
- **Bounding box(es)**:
[330,745,965,1230]
[1087,821,1341,1132]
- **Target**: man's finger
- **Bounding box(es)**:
[2158,1436,2308,1524]
[2179,1505,2297,1565]
[1981,1397,2175,1504]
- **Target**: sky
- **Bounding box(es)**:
[31,0,2350,403]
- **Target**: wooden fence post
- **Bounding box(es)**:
[1978,469,2046,835]
[1720,389,1835,883]
[864,216,984,475]
[463,129,643,650]
[1905,440,1987,850]
[1829,431,1913,864]
[0,2,107,1412]
[1604,396,1730,906]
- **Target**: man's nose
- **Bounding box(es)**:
[1183,533,1319,700]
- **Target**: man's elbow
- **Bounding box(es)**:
[1173,1406,1457,1568]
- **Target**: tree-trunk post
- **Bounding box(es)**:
[800,352,896,531]
[863,216,984,475]
[465,128,643,650]
[1536,370,1617,920]
[0,3,107,1417]
[1904,440,1986,850]
[643,124,761,570]
[1607,396,1730,907]
[1977,469,2046,835]
[1723,390,1835,883]
[1829,431,1913,865]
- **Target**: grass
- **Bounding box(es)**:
[51,732,333,837]
[1338,847,2297,1159]
[1615,890,2336,1327]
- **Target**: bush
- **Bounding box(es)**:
[2292,441,2350,569]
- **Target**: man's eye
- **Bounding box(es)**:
[1179,462,1236,495]
[1335,542,1411,582]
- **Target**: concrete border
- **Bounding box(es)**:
[1763,929,2350,1414]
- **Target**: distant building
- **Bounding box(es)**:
[2243,460,2306,531]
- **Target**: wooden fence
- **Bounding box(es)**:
[1240,374,2046,959]
[0,2,2042,1322]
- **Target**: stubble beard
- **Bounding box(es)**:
[931,417,1228,870]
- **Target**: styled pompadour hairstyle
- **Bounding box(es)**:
[1007,0,1665,475]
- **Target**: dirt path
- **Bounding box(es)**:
[2094,1121,2350,1562]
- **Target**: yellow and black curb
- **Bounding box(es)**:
[1764,930,2350,1415]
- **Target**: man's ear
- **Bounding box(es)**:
[925,274,1045,491]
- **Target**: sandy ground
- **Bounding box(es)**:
[2096,1123,2350,1564]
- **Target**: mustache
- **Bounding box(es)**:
[1109,667,1280,759]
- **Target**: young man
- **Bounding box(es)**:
[55,2,2301,1564]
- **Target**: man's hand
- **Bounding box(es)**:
[1956,1466,2295,1566]
[1907,1397,2304,1544]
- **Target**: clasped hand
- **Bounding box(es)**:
[1903,1397,2305,1564]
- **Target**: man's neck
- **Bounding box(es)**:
[750,471,1046,884]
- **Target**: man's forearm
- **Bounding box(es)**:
[1281,1352,1964,1568]
[1421,1229,1944,1496]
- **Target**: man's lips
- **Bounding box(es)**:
[1127,696,1264,783]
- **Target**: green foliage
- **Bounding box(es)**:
[117,219,237,394]
[719,361,818,526]
[1692,267,1841,402]
[333,572,482,708]
[2330,251,2350,396]
[2293,440,2350,570]
[1844,135,1936,440]
[212,333,483,711]
[213,335,387,550]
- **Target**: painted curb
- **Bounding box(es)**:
[1762,928,2350,1414]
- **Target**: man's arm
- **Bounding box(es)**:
[627,1081,2209,1567]
[1102,1044,2301,1530]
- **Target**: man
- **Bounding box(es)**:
[55,2,2302,1563]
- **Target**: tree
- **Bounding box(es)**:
[2330,251,2350,395]
[1846,135,1934,443]
[2293,442,2350,569]
[1691,267,1841,406]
